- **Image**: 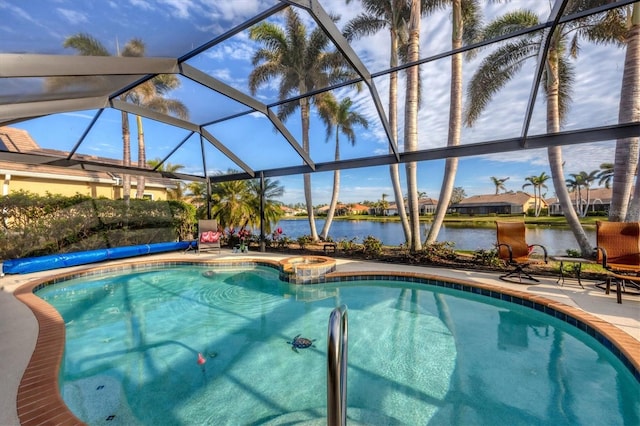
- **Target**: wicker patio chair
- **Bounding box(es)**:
[595,221,640,303]
[495,221,548,283]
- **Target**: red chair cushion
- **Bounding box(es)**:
[200,231,221,243]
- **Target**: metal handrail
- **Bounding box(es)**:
[327,305,348,426]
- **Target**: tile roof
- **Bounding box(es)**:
[0,126,175,188]
[0,127,39,152]
[456,191,535,206]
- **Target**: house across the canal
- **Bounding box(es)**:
[546,186,632,216]
[451,191,544,215]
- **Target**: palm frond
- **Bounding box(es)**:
[479,10,540,42]
[461,0,483,45]
[122,38,145,57]
[250,22,288,57]
[315,92,338,142]
[464,39,539,126]
[569,32,580,58]
[276,99,299,123]
[580,7,628,46]
[343,14,388,41]
[248,63,281,95]
[63,33,110,56]
[359,0,393,21]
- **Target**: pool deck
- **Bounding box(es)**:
[1,249,639,425]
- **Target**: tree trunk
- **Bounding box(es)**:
[121,110,131,203]
[300,90,318,241]
[404,0,422,252]
[546,45,592,256]
[136,115,146,199]
[427,0,462,244]
[621,5,640,221]
[389,28,411,243]
[321,130,341,239]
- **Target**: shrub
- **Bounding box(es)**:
[565,248,581,258]
[0,191,193,259]
[338,237,359,254]
[421,241,457,262]
[362,235,383,257]
[296,235,313,249]
[473,248,501,267]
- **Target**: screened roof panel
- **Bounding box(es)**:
[0,0,636,186]
[0,75,146,105]
[120,74,254,126]
[456,29,548,146]
[204,113,308,171]
[121,118,197,167]
[0,1,281,57]
[13,111,97,153]
[546,35,626,130]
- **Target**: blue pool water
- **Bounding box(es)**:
[37,265,639,425]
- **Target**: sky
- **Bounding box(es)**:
[0,0,629,205]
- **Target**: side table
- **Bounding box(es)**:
[550,256,595,289]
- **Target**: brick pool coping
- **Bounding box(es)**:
[13,258,640,425]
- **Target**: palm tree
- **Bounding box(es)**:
[132,74,189,199]
[51,34,189,202]
[379,193,390,215]
[248,7,350,242]
[610,2,639,221]
[343,0,427,244]
[209,172,285,235]
[567,170,599,217]
[522,172,550,217]
[247,177,285,234]
[48,33,141,202]
[317,96,369,240]
[581,170,599,216]
[490,176,510,195]
[566,173,587,216]
[209,178,254,230]
[597,162,614,189]
[464,5,623,256]
[147,158,185,200]
[404,0,422,252]
[185,181,209,218]
[426,0,484,244]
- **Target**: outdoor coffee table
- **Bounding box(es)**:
[550,256,596,289]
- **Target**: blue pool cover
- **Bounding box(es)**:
[2,241,195,275]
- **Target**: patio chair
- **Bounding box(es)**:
[197,219,222,254]
[595,221,640,303]
[495,221,548,283]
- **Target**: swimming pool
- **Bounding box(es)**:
[30,262,640,425]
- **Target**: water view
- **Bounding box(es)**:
[275,219,596,256]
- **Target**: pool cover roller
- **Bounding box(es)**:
[2,241,194,275]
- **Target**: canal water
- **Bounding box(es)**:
[275,219,596,256]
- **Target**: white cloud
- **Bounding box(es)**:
[204,41,254,62]
[56,8,89,24]
[158,0,192,19]
[209,0,262,22]
[128,0,154,11]
[0,1,33,21]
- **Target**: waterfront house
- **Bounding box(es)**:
[418,197,438,214]
[547,187,628,216]
[316,203,369,216]
[451,191,545,215]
